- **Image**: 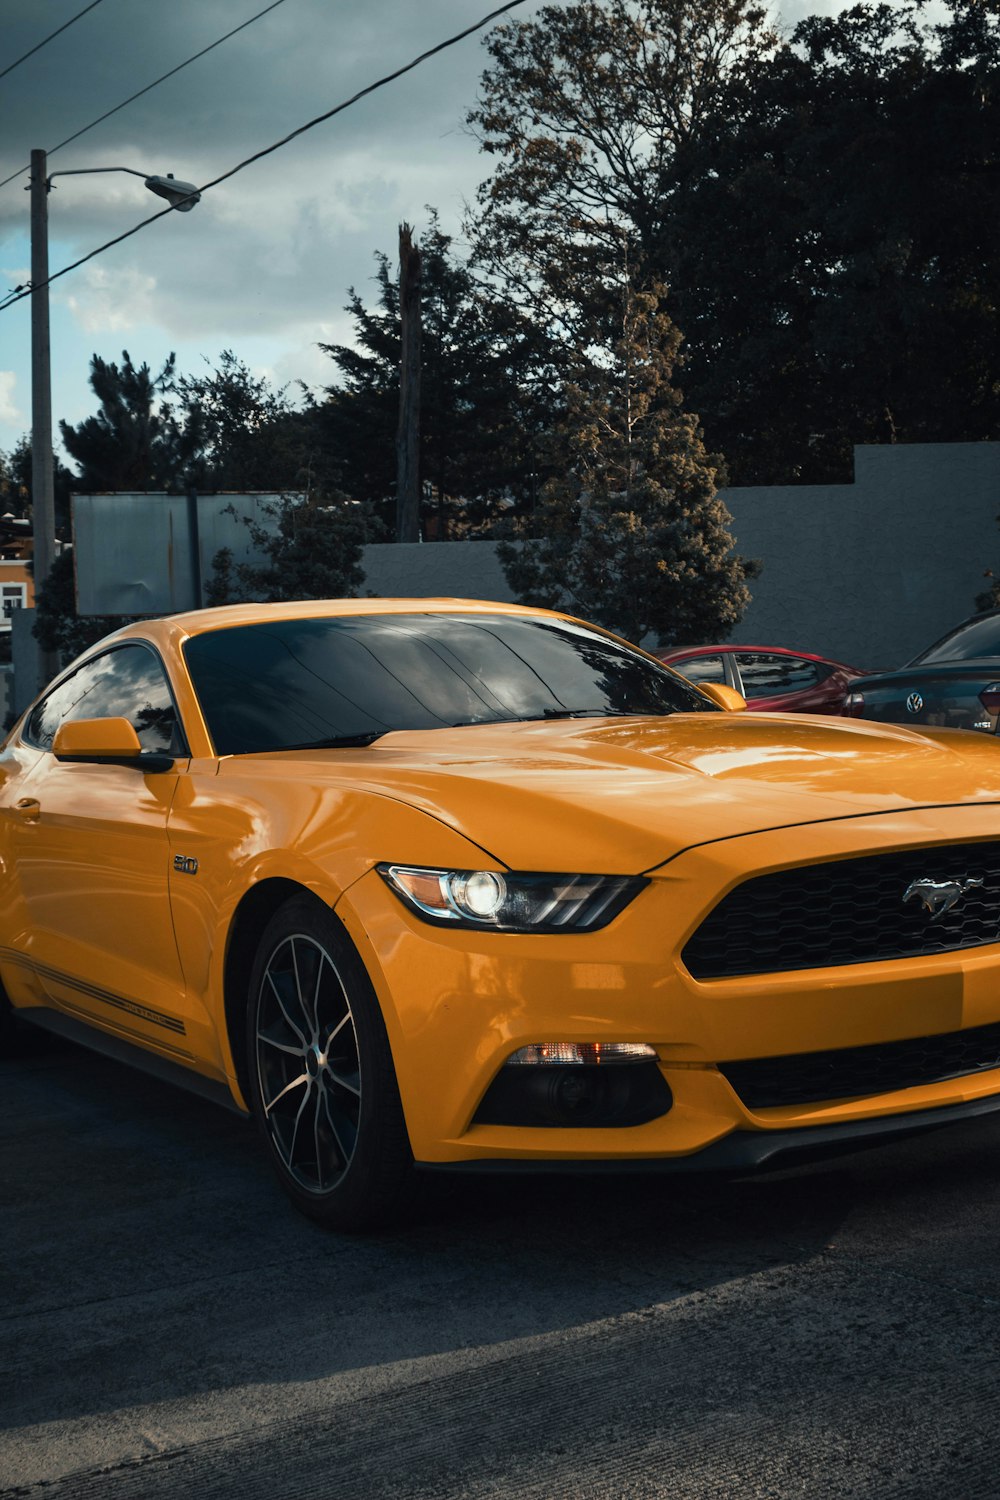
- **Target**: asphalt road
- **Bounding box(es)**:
[2,1024,1000,1500]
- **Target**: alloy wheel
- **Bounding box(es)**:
[254,933,362,1194]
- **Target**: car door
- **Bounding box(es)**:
[2,643,190,1050]
[732,652,830,713]
[668,652,736,690]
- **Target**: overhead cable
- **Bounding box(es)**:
[0,0,292,194]
[0,0,106,84]
[0,0,527,313]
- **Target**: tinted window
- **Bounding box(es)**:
[673,654,726,685]
[911,615,1000,665]
[184,613,713,756]
[735,653,823,698]
[26,644,181,755]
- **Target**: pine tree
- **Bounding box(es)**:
[59,351,191,492]
[175,351,307,493]
[314,214,550,534]
[498,281,755,645]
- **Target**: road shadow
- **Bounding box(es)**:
[3,1025,999,1437]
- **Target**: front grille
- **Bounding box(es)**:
[682,841,1000,980]
[719,1020,1000,1109]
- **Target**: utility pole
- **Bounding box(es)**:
[396,222,421,543]
[29,149,58,687]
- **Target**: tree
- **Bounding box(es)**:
[2,434,76,536]
[467,0,1000,484]
[315,213,552,534]
[59,351,192,492]
[174,351,310,493]
[664,0,1000,480]
[467,0,777,350]
[204,492,373,606]
[497,281,755,645]
[32,549,123,663]
[0,443,27,515]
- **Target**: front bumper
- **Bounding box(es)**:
[336,802,1000,1165]
[418,1087,1000,1173]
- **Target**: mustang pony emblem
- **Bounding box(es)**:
[903,876,984,922]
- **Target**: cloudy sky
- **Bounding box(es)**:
[0,0,935,461]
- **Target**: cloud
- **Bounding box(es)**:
[0,0,517,366]
[0,0,949,455]
[64,264,158,333]
[0,372,22,428]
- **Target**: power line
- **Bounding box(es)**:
[0,0,106,84]
[0,0,527,315]
[0,0,292,194]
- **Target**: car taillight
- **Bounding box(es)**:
[844,690,865,717]
[979,684,1000,715]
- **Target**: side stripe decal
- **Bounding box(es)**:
[0,948,187,1035]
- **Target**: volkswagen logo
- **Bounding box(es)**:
[903,876,984,922]
[906,692,924,714]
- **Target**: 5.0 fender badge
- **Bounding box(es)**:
[903,876,983,922]
[173,855,199,876]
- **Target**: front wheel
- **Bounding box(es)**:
[0,989,14,1053]
[245,895,414,1230]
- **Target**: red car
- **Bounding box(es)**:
[656,644,867,715]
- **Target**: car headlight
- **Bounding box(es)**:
[377,864,647,932]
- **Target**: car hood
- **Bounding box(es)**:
[267,712,1000,874]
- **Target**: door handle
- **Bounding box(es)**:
[15,797,41,823]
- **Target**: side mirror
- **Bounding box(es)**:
[54,717,143,759]
[50,717,175,774]
[696,682,747,713]
[52,717,174,771]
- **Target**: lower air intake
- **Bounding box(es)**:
[719,1019,1000,1109]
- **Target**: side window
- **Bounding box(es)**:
[735,653,824,699]
[25,645,182,755]
[673,654,726,685]
[2,584,26,619]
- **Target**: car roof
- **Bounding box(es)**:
[660,643,836,665]
[105,597,564,650]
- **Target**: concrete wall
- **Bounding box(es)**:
[11,606,43,717]
[362,443,1000,671]
[723,443,1000,670]
[13,441,997,713]
[361,537,515,607]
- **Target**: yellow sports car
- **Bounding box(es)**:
[4,597,1000,1229]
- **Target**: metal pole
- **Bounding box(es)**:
[186,486,202,608]
[29,148,57,684]
[395,222,421,543]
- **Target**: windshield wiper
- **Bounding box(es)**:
[517,709,607,721]
[281,730,390,750]
[515,709,651,723]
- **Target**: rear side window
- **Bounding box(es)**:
[735,653,825,698]
[25,644,183,755]
[911,615,1000,665]
[672,654,726,685]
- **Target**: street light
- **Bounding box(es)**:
[47,166,201,211]
[27,148,200,685]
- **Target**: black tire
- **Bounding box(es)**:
[0,990,14,1053]
[245,893,414,1230]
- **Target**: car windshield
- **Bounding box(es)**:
[183,612,712,755]
[910,614,1000,665]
